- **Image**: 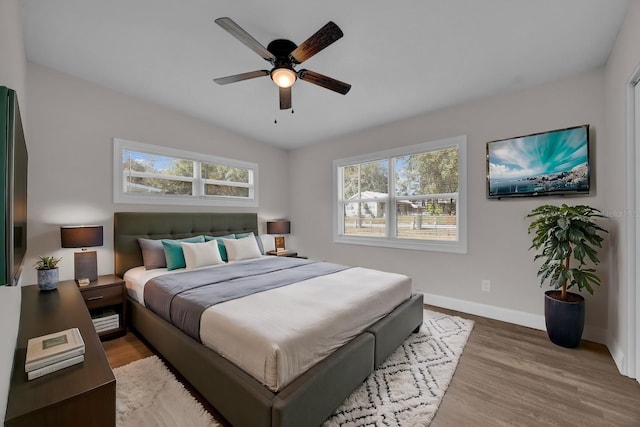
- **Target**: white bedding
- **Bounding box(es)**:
[124,259,411,391]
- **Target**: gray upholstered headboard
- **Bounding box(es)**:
[113,212,258,277]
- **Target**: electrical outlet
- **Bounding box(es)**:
[481,280,491,292]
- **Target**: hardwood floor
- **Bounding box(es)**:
[102,331,154,368]
[430,307,640,427]
[103,307,640,426]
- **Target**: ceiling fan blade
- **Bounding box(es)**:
[215,17,276,62]
[279,87,292,110]
[290,21,343,64]
[298,69,351,95]
[213,70,269,85]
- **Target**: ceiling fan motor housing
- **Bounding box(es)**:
[267,39,298,63]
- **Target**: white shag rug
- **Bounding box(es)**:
[114,355,218,427]
[115,310,473,427]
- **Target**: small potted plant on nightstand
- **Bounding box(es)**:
[527,204,607,348]
[35,256,62,291]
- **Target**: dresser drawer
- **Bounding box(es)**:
[81,284,123,309]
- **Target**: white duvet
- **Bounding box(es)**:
[124,258,411,391]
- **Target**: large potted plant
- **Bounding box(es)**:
[527,204,607,348]
[35,256,62,291]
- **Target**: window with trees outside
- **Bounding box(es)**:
[334,135,467,253]
[113,138,258,207]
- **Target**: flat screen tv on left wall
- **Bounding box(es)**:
[0,86,28,286]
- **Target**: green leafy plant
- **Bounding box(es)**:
[34,256,62,270]
[527,204,607,300]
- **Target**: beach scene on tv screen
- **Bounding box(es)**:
[488,126,589,196]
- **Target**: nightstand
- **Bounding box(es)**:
[265,250,307,259]
[77,274,127,341]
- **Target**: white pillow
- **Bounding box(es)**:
[223,235,262,262]
[180,240,224,269]
[259,234,275,253]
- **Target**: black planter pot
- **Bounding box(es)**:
[544,290,585,348]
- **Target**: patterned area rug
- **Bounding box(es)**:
[114,309,473,427]
[324,309,474,426]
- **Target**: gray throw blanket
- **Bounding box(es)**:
[144,257,350,340]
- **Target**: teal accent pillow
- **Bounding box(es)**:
[234,232,252,238]
[204,234,235,261]
[162,236,205,270]
[235,232,264,255]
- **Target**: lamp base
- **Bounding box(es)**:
[74,250,97,283]
[274,236,286,251]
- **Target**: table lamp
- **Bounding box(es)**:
[266,220,290,253]
[60,225,103,285]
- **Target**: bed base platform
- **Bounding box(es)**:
[128,293,423,427]
[115,212,424,426]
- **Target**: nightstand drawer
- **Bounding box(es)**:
[81,285,122,309]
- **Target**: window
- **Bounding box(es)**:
[334,135,467,253]
[114,138,258,207]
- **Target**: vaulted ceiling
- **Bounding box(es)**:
[20,0,629,149]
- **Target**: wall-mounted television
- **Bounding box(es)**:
[1,87,28,286]
[486,124,590,199]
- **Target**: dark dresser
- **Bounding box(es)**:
[4,282,115,426]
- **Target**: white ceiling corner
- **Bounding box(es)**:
[20,0,629,149]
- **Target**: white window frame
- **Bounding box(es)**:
[334,135,467,253]
[113,138,258,207]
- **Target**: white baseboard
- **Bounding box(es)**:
[607,338,627,376]
[421,292,607,345]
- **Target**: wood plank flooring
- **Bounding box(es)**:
[103,306,640,426]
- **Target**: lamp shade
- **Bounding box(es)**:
[60,225,104,248]
[266,220,290,235]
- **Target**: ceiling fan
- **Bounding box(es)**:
[213,17,351,110]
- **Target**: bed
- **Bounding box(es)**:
[114,212,423,427]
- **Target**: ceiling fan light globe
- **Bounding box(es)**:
[271,68,296,88]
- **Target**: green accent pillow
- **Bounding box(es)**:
[162,236,205,270]
[204,234,236,261]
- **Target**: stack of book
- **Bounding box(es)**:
[267,249,290,256]
[91,310,119,333]
[25,328,85,380]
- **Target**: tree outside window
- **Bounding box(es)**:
[114,138,258,207]
[335,136,467,253]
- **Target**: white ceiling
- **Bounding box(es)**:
[20,0,629,150]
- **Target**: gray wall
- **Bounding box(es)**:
[290,69,609,342]
[21,63,290,285]
[603,0,640,376]
[0,0,27,117]
[0,0,25,421]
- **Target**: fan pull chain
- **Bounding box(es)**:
[274,108,295,123]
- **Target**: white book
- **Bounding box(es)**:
[92,314,119,325]
[92,310,118,320]
[94,322,119,331]
[95,321,119,332]
[25,328,85,372]
[27,354,84,380]
[25,345,85,372]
